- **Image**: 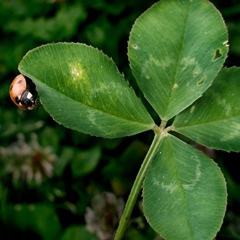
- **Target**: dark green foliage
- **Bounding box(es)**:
[1,0,240,240]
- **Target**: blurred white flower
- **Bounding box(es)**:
[0,133,56,184]
[85,192,124,240]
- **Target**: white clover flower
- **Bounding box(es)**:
[0,133,57,184]
[85,192,124,240]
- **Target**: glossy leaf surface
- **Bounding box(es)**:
[128,0,228,120]
[143,134,227,240]
[19,43,155,138]
[173,67,240,152]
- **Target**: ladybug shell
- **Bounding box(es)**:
[9,74,38,110]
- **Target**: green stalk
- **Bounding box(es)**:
[114,124,166,240]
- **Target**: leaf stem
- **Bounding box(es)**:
[114,125,166,239]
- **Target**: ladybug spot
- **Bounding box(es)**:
[17,79,23,84]
[15,97,21,103]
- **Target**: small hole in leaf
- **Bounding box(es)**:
[197,77,206,86]
[193,71,199,77]
[212,49,222,61]
[132,44,138,50]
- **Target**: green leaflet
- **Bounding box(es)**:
[128,0,228,120]
[19,43,155,138]
[143,134,227,240]
[173,67,240,152]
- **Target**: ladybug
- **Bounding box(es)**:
[9,74,38,110]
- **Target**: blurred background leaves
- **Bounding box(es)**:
[0,0,240,239]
